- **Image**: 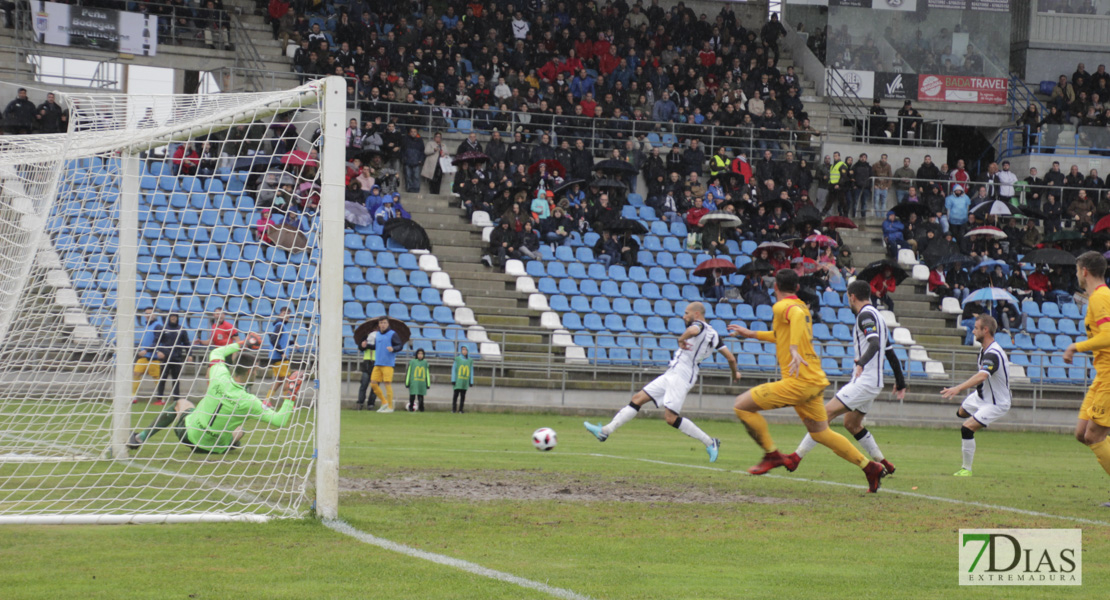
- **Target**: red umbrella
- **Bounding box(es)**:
[1096,215,1110,233]
[693,258,737,278]
[804,234,838,248]
[791,256,820,274]
[528,159,565,178]
[282,149,318,167]
[822,216,857,229]
[964,226,1006,239]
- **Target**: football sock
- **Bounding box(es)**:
[138,407,179,443]
[370,383,384,406]
[854,428,885,461]
[602,403,640,436]
[1089,438,1110,477]
[795,434,818,457]
[961,426,976,471]
[674,416,713,447]
[734,408,776,453]
[810,428,869,468]
[384,384,394,409]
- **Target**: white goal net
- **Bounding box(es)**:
[0,78,344,524]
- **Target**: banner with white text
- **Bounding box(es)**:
[32,0,158,56]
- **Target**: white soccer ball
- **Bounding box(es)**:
[532,427,557,451]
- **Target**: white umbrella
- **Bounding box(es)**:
[971,200,1013,217]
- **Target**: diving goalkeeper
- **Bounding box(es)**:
[127,334,296,454]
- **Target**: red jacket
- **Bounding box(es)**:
[592,40,611,60]
[685,207,709,228]
[1028,271,1051,292]
[268,0,289,20]
[597,52,620,76]
[731,158,753,185]
[870,274,896,296]
[579,99,597,117]
[698,50,716,68]
[172,145,199,171]
[538,60,559,82]
[574,40,594,61]
[559,58,582,77]
[927,269,946,293]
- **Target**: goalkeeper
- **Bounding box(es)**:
[127,335,295,454]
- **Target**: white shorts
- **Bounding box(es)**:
[961,391,1010,427]
[642,370,695,414]
[834,379,882,414]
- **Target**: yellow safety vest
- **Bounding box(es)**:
[829,161,846,184]
[710,154,729,176]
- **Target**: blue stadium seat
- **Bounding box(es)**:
[575,247,595,263]
[588,263,607,280]
[608,265,628,282]
[667,317,686,335]
[675,254,695,269]
[670,222,687,237]
[410,306,432,322]
[1037,317,1058,334]
[663,237,684,253]
[642,282,662,299]
[421,288,442,305]
[653,300,674,316]
[388,304,410,320]
[538,278,559,295]
[343,266,365,284]
[629,266,650,282]
[1022,299,1041,318]
[526,261,545,277]
[613,298,633,315]
[823,289,844,307]
[567,263,588,279]
[734,304,755,321]
[551,295,571,312]
[388,269,409,287]
[580,280,601,296]
[819,306,837,324]
[547,262,567,278]
[1015,333,1036,351]
[824,344,846,358]
[409,271,430,287]
[1042,303,1062,318]
[832,324,850,339]
[398,253,419,270]
[656,252,676,268]
[363,302,386,319]
[433,306,454,324]
[354,285,375,302]
[662,284,682,301]
[600,280,620,297]
[646,316,667,334]
[398,287,420,304]
[625,316,647,333]
[344,302,366,320]
[555,246,575,262]
[584,313,604,330]
[591,297,611,313]
[1058,319,1078,336]
[570,295,591,313]
[1034,333,1054,352]
[621,205,638,219]
[813,323,832,341]
[366,268,388,285]
[620,281,641,298]
[1062,303,1081,320]
[377,252,397,269]
[648,267,668,283]
[836,307,854,324]
[559,279,580,296]
[1054,334,1073,350]
[668,268,689,284]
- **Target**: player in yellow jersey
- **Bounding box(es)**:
[1063,251,1110,505]
[728,269,885,492]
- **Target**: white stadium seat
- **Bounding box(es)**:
[515,276,537,293]
[552,329,573,346]
[442,289,465,307]
[479,342,502,360]
[36,249,61,269]
[925,361,946,376]
[62,310,89,326]
[430,271,452,290]
[454,307,477,326]
[940,297,962,314]
[911,264,929,281]
[879,310,898,327]
[418,254,440,272]
[528,293,550,311]
[892,327,914,346]
[471,211,492,227]
[897,249,918,268]
[45,270,71,288]
[467,326,491,343]
[504,260,526,277]
[909,346,929,361]
[541,312,563,330]
[1010,364,1027,380]
[482,226,494,242]
[70,325,99,343]
[55,288,79,307]
[565,346,588,364]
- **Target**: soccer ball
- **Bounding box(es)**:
[532,428,557,451]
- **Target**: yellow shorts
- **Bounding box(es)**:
[750,379,830,422]
[1079,379,1110,427]
[270,361,290,379]
[371,366,394,383]
[134,357,162,379]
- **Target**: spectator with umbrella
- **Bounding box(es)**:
[593,229,621,267]
[860,261,905,311]
[684,198,711,250]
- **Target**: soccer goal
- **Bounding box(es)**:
[0,77,345,524]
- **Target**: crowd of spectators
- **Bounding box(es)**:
[1019,63,1110,154]
[1,88,68,135]
[6,0,233,49]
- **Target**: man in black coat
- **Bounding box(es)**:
[915,155,943,195]
[682,138,706,178]
[4,88,36,135]
[36,92,66,134]
[568,138,594,181]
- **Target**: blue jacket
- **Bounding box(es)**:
[881,218,905,243]
[651,99,678,122]
[570,76,594,99]
[137,315,164,355]
[268,317,290,362]
[945,192,970,225]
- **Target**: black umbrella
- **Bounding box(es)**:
[858,260,908,286]
[593,159,639,175]
[1018,204,1047,220]
[453,151,490,165]
[929,253,974,268]
[890,202,933,221]
[607,218,648,235]
[344,201,373,227]
[737,259,773,275]
[759,198,793,214]
[232,154,278,171]
[793,205,822,233]
[590,177,629,190]
[1022,248,1078,266]
[354,318,412,347]
[1044,230,1082,243]
[382,218,432,251]
[552,178,586,195]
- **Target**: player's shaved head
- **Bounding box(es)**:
[1077,251,1107,280]
[687,302,706,318]
[847,280,871,302]
[774,269,798,293]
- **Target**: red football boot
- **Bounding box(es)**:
[783,452,801,472]
[880,459,896,477]
[864,461,884,493]
[748,451,787,475]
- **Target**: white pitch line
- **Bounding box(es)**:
[323,519,595,600]
[359,446,1110,528]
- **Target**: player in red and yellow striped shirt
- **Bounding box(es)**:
[728,269,885,492]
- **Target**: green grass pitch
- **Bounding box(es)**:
[3,410,1109,599]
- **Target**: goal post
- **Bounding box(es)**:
[0,77,345,524]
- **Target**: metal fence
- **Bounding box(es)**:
[997,125,1110,162]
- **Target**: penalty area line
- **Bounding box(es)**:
[364,446,1110,528]
[322,519,595,600]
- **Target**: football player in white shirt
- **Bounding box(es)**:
[785,280,906,475]
[584,302,741,462]
[941,314,1011,476]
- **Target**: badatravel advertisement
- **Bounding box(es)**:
[32,0,158,55]
[917,74,1007,104]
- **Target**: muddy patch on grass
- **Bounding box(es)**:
[340,471,803,505]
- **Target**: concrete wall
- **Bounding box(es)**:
[1005,154,1110,180]
[1019,47,1105,86]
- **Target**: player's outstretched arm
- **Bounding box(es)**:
[884,348,907,399]
[207,341,242,364]
[719,347,742,382]
[940,371,988,400]
[1068,329,1110,361]
[677,324,701,349]
[248,394,296,428]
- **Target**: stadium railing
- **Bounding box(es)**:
[994,125,1110,162]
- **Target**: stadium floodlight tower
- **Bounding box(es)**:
[0,77,345,524]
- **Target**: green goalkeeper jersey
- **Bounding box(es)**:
[184,343,295,453]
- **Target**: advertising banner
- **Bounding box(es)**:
[926,0,1009,9]
[32,0,158,55]
[825,69,875,99]
[873,72,919,100]
[918,74,1007,104]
